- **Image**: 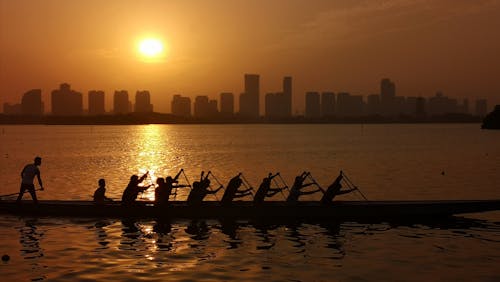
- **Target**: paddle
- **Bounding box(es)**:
[341,172,368,201]
[239,173,255,197]
[307,173,326,194]
[0,188,44,198]
[205,171,221,201]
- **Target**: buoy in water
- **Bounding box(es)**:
[1,254,9,261]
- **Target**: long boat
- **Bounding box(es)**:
[1,199,499,221]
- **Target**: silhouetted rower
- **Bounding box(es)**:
[93,178,113,204]
[320,172,356,205]
[187,172,222,206]
[286,172,321,203]
[17,156,44,204]
[220,173,252,205]
[155,170,189,205]
[121,172,151,205]
[253,173,283,205]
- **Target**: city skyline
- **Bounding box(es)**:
[2,75,490,118]
[1,1,500,113]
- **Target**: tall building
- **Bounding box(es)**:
[88,90,105,115]
[194,95,218,118]
[283,76,292,117]
[305,92,320,118]
[336,92,364,117]
[321,92,335,117]
[367,94,381,115]
[475,99,488,117]
[220,92,234,115]
[3,103,21,115]
[427,92,458,116]
[239,74,260,118]
[380,78,395,116]
[134,91,153,113]
[265,92,279,118]
[51,83,83,116]
[113,90,129,114]
[21,89,43,115]
[171,95,191,117]
[416,97,426,118]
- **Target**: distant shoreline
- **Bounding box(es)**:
[0,113,483,125]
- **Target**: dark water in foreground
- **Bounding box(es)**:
[0,124,499,281]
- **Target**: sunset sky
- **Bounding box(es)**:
[1,0,499,113]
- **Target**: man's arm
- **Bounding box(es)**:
[236,187,253,194]
[36,171,44,190]
[206,185,222,194]
[233,191,252,198]
[266,190,281,197]
[299,188,321,195]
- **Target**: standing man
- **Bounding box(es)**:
[17,156,44,204]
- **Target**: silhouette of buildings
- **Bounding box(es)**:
[113,90,130,114]
[220,92,234,116]
[283,76,292,117]
[1,76,492,122]
[475,99,488,117]
[21,89,43,115]
[51,83,83,116]
[321,92,335,117]
[336,92,363,117]
[239,74,260,118]
[305,92,320,118]
[367,94,381,115]
[171,95,191,117]
[134,91,153,113]
[88,90,105,115]
[3,103,22,115]
[380,78,396,116]
[194,96,217,118]
[264,76,293,119]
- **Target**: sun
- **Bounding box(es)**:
[138,38,164,58]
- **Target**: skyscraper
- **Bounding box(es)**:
[21,89,43,115]
[51,83,83,116]
[239,74,259,118]
[380,78,395,116]
[321,92,335,117]
[88,90,105,115]
[194,95,218,118]
[305,92,320,118]
[283,76,292,117]
[113,90,130,114]
[134,91,153,113]
[475,99,488,117]
[220,92,234,116]
[171,95,191,117]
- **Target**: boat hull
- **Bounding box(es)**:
[1,200,499,221]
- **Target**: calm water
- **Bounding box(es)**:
[0,124,499,281]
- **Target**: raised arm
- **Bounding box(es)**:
[138,171,149,183]
[174,169,183,181]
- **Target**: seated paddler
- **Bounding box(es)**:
[187,171,223,206]
[93,178,113,204]
[220,173,253,205]
[155,170,189,205]
[121,171,151,206]
[253,172,284,205]
[286,171,321,204]
[320,171,356,205]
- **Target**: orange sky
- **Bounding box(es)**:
[1,0,500,113]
